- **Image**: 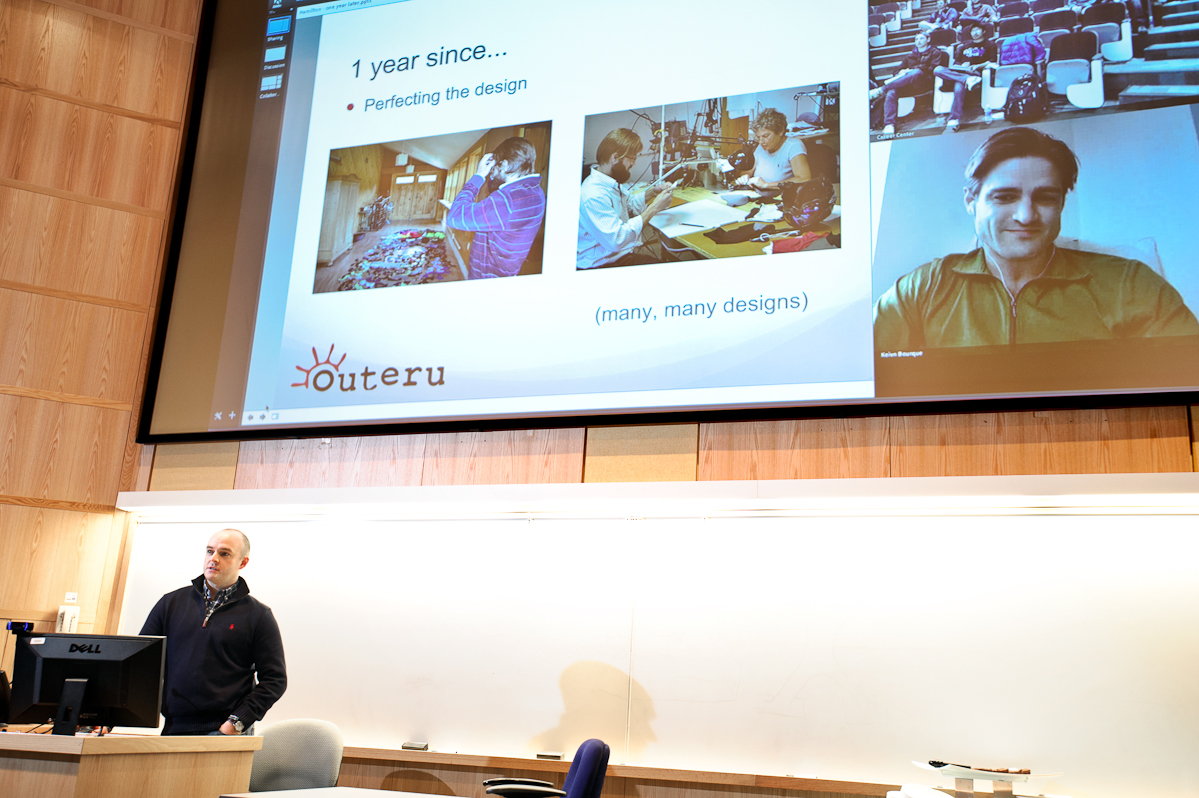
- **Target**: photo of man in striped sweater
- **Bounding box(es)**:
[445,136,547,279]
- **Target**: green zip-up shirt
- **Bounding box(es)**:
[874,247,1199,351]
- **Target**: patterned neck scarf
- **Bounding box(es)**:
[202,581,237,628]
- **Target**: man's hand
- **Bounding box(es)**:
[475,153,496,179]
[645,181,674,202]
[219,720,240,735]
[747,176,769,190]
[643,186,675,219]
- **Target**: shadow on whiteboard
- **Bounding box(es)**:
[531,661,656,764]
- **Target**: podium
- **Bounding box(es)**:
[0,732,263,798]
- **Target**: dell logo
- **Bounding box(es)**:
[68,643,102,654]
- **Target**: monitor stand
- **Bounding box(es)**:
[52,678,87,735]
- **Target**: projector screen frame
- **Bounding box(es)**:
[136,0,1199,444]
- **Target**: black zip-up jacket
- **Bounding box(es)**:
[141,576,287,734]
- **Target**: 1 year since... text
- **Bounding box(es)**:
[595,294,808,326]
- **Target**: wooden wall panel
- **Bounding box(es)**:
[0,505,118,623]
[0,287,146,406]
[148,441,238,490]
[417,429,585,485]
[584,424,698,482]
[235,429,586,489]
[0,0,193,123]
[694,409,1192,481]
[889,406,1193,477]
[235,435,428,490]
[0,86,178,212]
[0,185,160,307]
[698,417,891,481]
[0,0,191,629]
[0,395,126,505]
[60,0,202,38]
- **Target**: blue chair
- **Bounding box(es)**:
[485,740,611,798]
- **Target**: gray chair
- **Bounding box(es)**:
[248,718,344,792]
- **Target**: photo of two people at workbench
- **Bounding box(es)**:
[576,83,841,271]
[313,121,551,293]
[867,0,1185,142]
[869,105,1199,398]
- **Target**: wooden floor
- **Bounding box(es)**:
[312,219,462,293]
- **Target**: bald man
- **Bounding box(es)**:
[140,529,287,735]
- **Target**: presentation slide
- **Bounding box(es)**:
[233,0,865,431]
[143,0,1199,438]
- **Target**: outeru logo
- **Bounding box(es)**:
[292,345,445,392]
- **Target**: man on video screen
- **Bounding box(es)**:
[873,127,1199,351]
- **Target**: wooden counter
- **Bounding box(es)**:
[337,747,904,798]
[0,732,262,798]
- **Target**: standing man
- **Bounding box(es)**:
[445,136,547,279]
[577,128,674,269]
[141,529,286,735]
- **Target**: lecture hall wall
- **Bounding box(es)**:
[2,0,1199,678]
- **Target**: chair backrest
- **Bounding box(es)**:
[999,1,1029,18]
[1082,2,1125,26]
[1049,30,1098,62]
[999,30,1046,63]
[562,739,611,798]
[930,27,958,47]
[805,143,839,184]
[949,1,967,11]
[999,16,1034,36]
[1031,0,1063,12]
[248,718,344,792]
[1038,8,1077,31]
[869,13,888,24]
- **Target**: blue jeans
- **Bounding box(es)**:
[933,66,976,122]
[882,70,932,126]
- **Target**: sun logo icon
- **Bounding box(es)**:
[292,345,347,391]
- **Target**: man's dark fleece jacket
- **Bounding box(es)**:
[141,576,286,735]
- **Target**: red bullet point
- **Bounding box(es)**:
[347,103,354,110]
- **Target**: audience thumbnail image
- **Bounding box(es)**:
[866,0,1192,141]
[313,121,551,293]
[577,83,841,271]
[870,105,1199,354]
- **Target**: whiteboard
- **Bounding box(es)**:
[119,510,1199,798]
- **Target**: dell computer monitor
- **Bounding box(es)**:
[8,633,165,734]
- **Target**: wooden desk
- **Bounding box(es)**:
[0,732,262,798]
[660,187,840,260]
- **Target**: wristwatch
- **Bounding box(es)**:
[227,715,244,734]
